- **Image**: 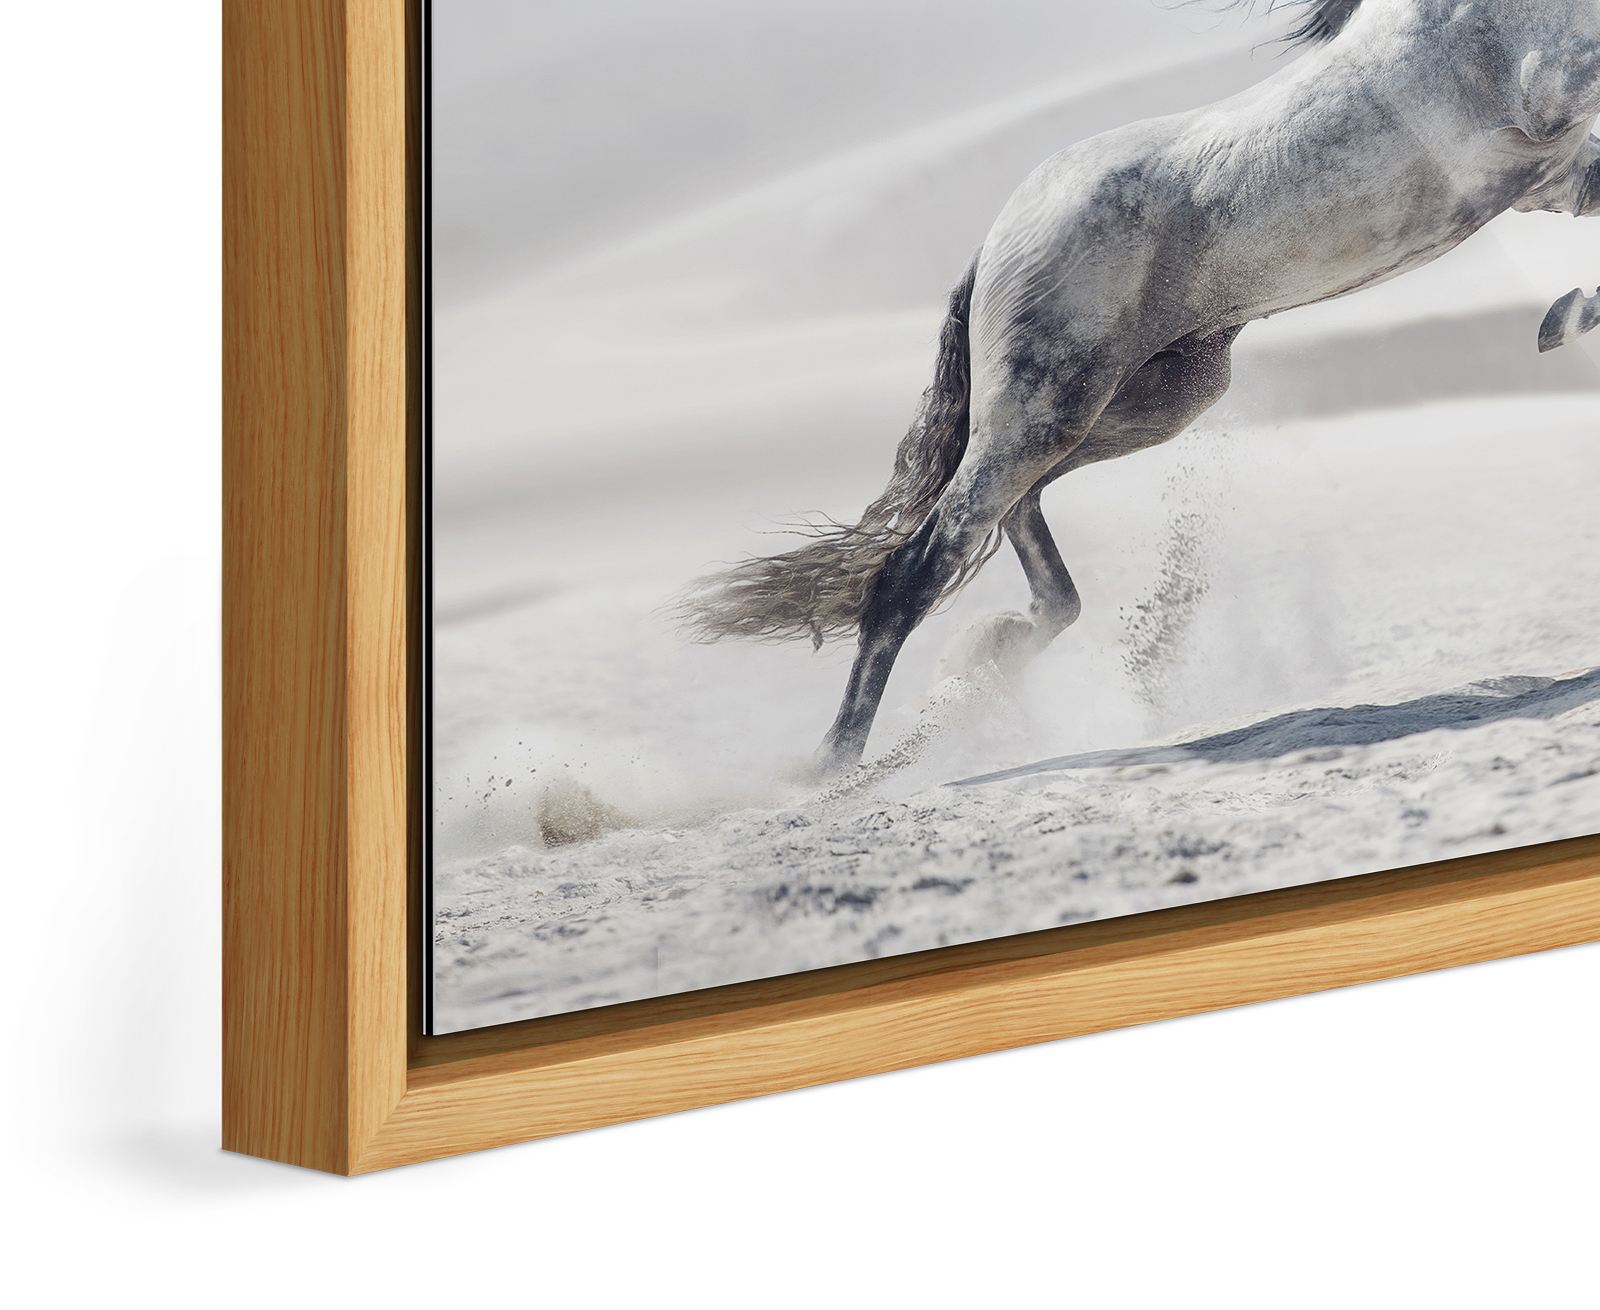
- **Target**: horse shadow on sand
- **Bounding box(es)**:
[954,667,1600,787]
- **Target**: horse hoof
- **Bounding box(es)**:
[810,741,862,780]
[934,610,1037,683]
[1539,286,1600,352]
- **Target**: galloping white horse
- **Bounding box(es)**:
[682,0,1600,773]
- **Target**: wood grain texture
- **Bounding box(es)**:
[363,839,1600,1172]
[223,0,408,1173]
[406,833,1600,1071]
[222,0,349,1174]
[224,1,1600,1176]
[342,0,410,1167]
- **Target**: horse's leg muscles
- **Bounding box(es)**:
[933,487,1080,682]
[936,326,1245,687]
[814,504,992,773]
[814,375,1109,772]
[1070,325,1243,465]
[1006,487,1082,640]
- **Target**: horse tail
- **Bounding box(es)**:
[676,251,983,650]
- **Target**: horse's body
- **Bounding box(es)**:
[682,0,1600,773]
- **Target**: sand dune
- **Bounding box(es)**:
[431,0,1261,303]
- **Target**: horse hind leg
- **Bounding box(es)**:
[935,324,1243,687]
[809,311,1228,774]
[934,488,1081,683]
[813,501,1001,774]
[813,372,1118,774]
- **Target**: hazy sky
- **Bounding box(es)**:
[430,0,1271,301]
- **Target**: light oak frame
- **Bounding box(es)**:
[222,0,1600,1175]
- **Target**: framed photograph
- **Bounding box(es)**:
[224,0,1600,1173]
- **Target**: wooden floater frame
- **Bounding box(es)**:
[221,0,1600,1175]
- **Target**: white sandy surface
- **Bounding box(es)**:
[435,676,1600,1030]
[432,393,1600,1032]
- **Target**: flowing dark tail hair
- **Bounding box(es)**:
[1199,0,1363,49]
[676,253,993,650]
